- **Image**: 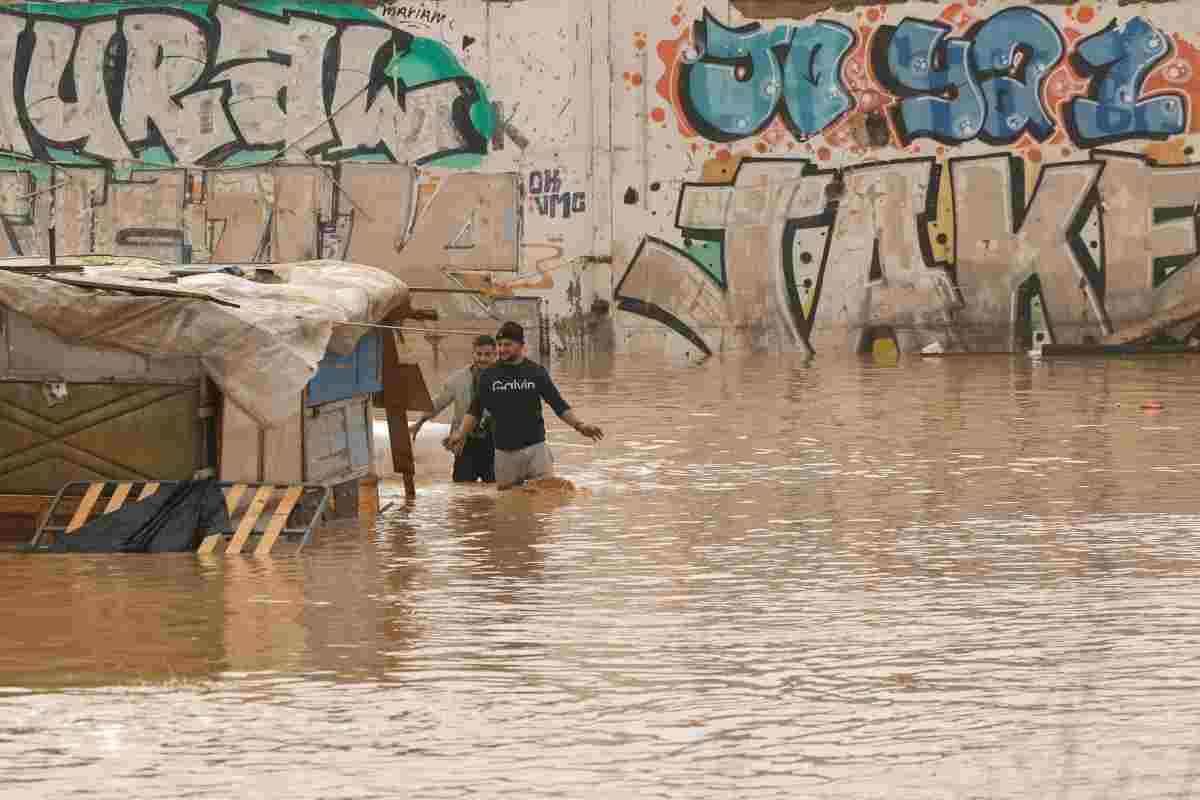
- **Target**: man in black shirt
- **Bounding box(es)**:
[448,321,603,489]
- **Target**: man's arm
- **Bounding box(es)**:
[446,380,486,452]
[540,370,604,442]
[411,372,459,435]
[459,413,480,436]
[561,409,603,440]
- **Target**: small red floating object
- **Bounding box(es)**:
[1142,400,1165,410]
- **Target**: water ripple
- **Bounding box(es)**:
[2,355,1200,797]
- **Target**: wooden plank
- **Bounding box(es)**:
[138,482,160,500]
[226,485,273,554]
[381,325,420,498]
[224,483,247,515]
[219,397,262,482]
[341,164,419,278]
[108,169,187,263]
[197,533,223,555]
[380,319,433,413]
[358,476,380,517]
[253,486,303,556]
[272,167,326,262]
[0,494,54,515]
[66,483,105,533]
[0,494,53,542]
[385,406,416,496]
[56,169,106,259]
[390,362,433,414]
[104,482,133,514]
[208,170,271,262]
[389,173,520,282]
[198,483,249,555]
[262,412,304,484]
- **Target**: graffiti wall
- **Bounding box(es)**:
[0,0,618,339]
[613,1,1200,355]
[14,0,1200,359]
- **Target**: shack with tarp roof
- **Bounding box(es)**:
[0,257,433,541]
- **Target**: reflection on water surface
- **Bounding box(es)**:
[4,353,1200,798]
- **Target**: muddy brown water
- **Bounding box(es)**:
[4,352,1200,798]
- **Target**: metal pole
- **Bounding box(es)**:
[321,319,494,337]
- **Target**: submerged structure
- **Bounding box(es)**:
[0,257,416,537]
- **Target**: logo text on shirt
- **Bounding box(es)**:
[492,378,537,391]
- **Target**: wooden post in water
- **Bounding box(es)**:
[379,307,436,497]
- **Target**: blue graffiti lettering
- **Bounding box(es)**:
[781,21,855,137]
[1067,17,1187,146]
[678,10,854,143]
[971,8,1064,143]
[681,6,1191,150]
[679,11,790,141]
[879,19,985,144]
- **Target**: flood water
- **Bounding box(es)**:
[5,351,1200,798]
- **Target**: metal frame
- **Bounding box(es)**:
[29,479,331,553]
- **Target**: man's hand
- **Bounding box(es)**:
[445,431,466,455]
[576,422,604,442]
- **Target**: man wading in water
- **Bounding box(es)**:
[411,334,498,483]
[447,321,603,490]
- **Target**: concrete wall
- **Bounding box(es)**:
[0,0,615,357]
[6,1,1200,358]
[615,0,1200,356]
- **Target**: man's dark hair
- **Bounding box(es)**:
[473,334,496,348]
[496,321,525,343]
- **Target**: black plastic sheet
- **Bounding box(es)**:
[45,479,231,553]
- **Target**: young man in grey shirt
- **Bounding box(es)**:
[411,335,498,482]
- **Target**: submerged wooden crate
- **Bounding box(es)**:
[29,480,330,555]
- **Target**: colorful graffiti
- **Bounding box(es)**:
[0,1,493,169]
[0,1,520,295]
[876,8,1067,145]
[658,6,1198,151]
[677,11,855,142]
[623,5,1200,355]
[616,150,1200,355]
[878,10,1185,147]
[1066,17,1187,146]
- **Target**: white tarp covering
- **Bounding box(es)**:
[0,258,408,426]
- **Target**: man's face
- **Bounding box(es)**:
[497,338,523,362]
[472,344,497,370]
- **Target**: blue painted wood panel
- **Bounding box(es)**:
[306,330,383,407]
